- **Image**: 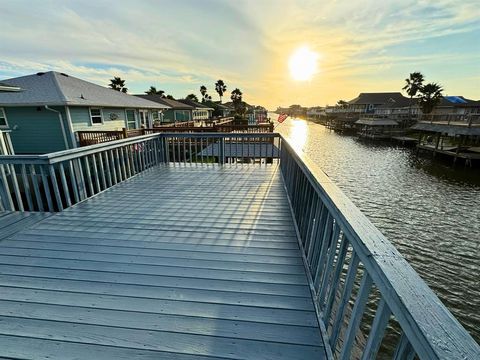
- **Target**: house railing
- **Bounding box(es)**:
[77,129,126,146]
[279,137,480,359]
[156,120,196,127]
[76,121,274,146]
[0,132,478,359]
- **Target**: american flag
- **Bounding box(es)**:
[277,113,288,123]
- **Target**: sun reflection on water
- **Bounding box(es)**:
[288,118,308,152]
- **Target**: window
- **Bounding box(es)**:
[90,108,103,125]
[0,108,7,127]
[175,110,190,122]
[126,109,137,129]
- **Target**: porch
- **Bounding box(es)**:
[0,133,478,359]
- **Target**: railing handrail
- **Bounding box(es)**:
[0,133,280,165]
[0,133,162,165]
[279,134,480,359]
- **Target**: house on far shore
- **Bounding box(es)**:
[135,95,194,123]
[177,99,214,121]
[0,71,169,154]
[212,101,234,118]
[428,96,480,125]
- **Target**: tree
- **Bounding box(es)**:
[215,80,227,103]
[145,86,165,97]
[230,88,245,116]
[402,72,424,124]
[109,77,128,93]
[417,83,443,121]
[166,94,175,100]
[199,85,211,103]
[200,85,207,99]
[186,94,199,102]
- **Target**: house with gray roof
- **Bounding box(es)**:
[176,99,214,120]
[0,71,169,154]
[135,95,194,123]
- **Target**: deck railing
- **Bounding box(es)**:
[0,133,279,211]
[77,129,126,146]
[0,132,478,359]
[0,134,163,212]
[279,137,480,359]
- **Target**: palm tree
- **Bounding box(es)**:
[230,88,242,102]
[200,85,207,99]
[109,77,128,93]
[417,83,443,122]
[145,86,165,97]
[402,72,424,124]
[215,80,227,103]
[186,94,199,102]
[230,88,245,115]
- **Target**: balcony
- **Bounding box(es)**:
[0,133,478,359]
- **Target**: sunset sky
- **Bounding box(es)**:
[1,0,479,109]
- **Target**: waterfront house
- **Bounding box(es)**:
[0,71,169,154]
[177,99,214,120]
[306,106,325,119]
[136,95,194,124]
[356,117,400,139]
[212,101,233,117]
[326,92,412,132]
[346,92,410,114]
[428,96,480,125]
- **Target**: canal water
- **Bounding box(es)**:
[274,116,480,345]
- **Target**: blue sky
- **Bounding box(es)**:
[0,0,479,108]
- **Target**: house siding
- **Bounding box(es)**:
[69,106,127,132]
[5,106,67,154]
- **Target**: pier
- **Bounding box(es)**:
[0,133,478,359]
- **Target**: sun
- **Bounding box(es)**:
[288,46,319,81]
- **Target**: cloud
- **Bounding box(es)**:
[0,0,478,107]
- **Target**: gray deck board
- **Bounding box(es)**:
[0,164,326,359]
[0,212,51,241]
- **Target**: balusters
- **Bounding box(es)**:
[8,164,24,211]
[90,154,101,193]
[0,164,14,210]
[330,252,360,349]
[361,298,391,360]
[109,150,117,184]
[48,164,63,211]
[97,153,106,191]
[318,227,343,303]
[39,165,54,212]
[313,213,334,288]
[83,156,94,197]
[339,272,373,359]
[393,333,415,360]
[20,164,34,211]
[58,163,72,208]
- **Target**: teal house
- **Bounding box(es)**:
[0,72,169,154]
[135,95,194,123]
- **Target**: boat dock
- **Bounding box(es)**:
[0,133,478,359]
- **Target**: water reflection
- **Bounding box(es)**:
[283,118,307,152]
[276,117,480,344]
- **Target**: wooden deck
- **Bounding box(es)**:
[0,164,326,360]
